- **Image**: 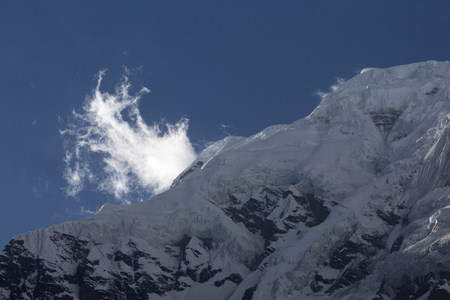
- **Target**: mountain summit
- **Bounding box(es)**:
[2,61,450,299]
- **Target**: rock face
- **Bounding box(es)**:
[3,61,450,299]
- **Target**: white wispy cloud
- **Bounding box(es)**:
[219,123,235,136]
[315,77,346,100]
[32,173,49,198]
[61,71,197,204]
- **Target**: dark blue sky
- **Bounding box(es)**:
[1,0,450,249]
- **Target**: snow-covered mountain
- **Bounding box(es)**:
[2,61,450,299]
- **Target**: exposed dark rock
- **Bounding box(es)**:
[430,288,450,300]
[243,285,258,300]
[224,197,266,234]
[329,240,361,270]
[374,272,450,300]
[305,194,331,226]
[214,273,243,287]
[223,187,333,271]
[261,220,286,247]
[198,265,222,283]
[377,209,401,226]
[171,161,204,188]
[369,109,402,132]
[114,250,133,267]
[362,234,386,250]
[326,259,370,293]
[310,274,336,293]
[390,235,404,253]
[426,87,439,95]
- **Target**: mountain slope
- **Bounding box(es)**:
[2,61,450,299]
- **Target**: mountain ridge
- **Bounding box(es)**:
[2,60,450,299]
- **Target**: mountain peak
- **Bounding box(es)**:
[3,61,450,299]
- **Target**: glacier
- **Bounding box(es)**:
[2,61,450,299]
